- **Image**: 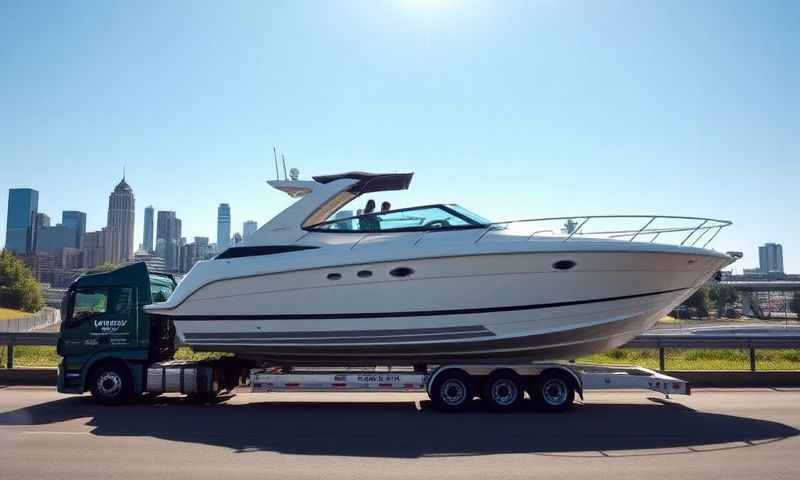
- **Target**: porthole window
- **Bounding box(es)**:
[389,267,414,278]
[552,260,576,271]
[327,273,342,281]
[357,270,373,278]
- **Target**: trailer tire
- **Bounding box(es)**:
[429,370,472,412]
[481,370,524,412]
[531,370,575,413]
[89,362,134,405]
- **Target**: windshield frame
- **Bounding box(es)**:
[304,203,489,233]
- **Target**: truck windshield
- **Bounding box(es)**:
[69,287,134,321]
[72,289,108,320]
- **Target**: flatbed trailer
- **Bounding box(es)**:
[141,360,689,413]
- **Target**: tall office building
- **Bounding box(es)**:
[243,220,258,240]
[81,228,113,268]
[142,205,155,254]
[156,210,182,271]
[36,225,78,257]
[106,177,135,263]
[33,212,50,252]
[758,243,784,274]
[5,188,39,254]
[217,203,231,252]
[35,213,50,229]
[62,211,86,249]
[156,211,182,242]
[178,236,213,273]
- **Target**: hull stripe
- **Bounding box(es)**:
[184,325,488,340]
[186,331,496,345]
[172,287,689,321]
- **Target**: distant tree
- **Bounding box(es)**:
[0,250,44,312]
[89,263,119,274]
[683,287,709,318]
[707,283,739,317]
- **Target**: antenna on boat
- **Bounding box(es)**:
[273,147,280,181]
[282,154,288,180]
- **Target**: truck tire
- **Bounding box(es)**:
[481,370,524,412]
[530,371,575,413]
[89,362,134,405]
[429,370,472,413]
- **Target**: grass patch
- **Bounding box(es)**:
[579,349,660,369]
[0,346,60,368]
[655,316,681,325]
[3,345,799,371]
[578,348,800,371]
[0,307,32,321]
[173,347,231,362]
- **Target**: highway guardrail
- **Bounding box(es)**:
[2,331,800,371]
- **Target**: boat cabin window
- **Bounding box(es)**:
[308,204,489,233]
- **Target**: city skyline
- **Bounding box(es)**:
[2,174,796,276]
[1,2,798,272]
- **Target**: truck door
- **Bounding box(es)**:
[61,286,138,356]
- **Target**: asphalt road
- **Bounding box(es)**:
[1,387,799,480]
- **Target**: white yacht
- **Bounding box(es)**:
[145,172,736,365]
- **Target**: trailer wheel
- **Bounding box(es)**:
[481,371,524,412]
[89,362,133,405]
[430,370,472,412]
[531,371,575,413]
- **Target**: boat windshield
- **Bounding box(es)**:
[308,204,489,233]
[446,204,492,225]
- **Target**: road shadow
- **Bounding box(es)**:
[1,395,797,458]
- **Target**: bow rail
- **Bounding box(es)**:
[475,215,732,248]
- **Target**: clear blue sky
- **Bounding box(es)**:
[1,1,797,272]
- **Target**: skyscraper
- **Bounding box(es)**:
[758,243,784,274]
[143,205,154,254]
[62,211,86,249]
[35,213,51,229]
[81,228,113,268]
[217,203,231,252]
[107,177,135,264]
[156,210,182,271]
[36,225,77,256]
[243,220,258,240]
[33,212,50,252]
[5,188,39,254]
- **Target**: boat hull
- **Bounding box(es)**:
[162,249,732,365]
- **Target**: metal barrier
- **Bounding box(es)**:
[625,334,800,372]
[0,332,58,369]
[2,331,798,371]
[0,308,61,333]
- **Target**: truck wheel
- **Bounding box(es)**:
[481,371,524,412]
[429,370,472,413]
[89,363,133,405]
[531,371,575,413]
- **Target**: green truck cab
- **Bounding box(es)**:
[57,262,182,402]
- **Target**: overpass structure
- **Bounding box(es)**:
[719,281,800,319]
[720,281,800,293]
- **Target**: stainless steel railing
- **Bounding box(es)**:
[476,215,732,248]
